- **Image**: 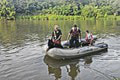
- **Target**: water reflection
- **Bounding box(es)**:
[48,65,62,80]
[44,56,80,80]
[84,56,93,65]
[44,55,80,68]
[44,55,94,80]
[0,20,120,48]
[67,63,80,80]
[44,56,63,80]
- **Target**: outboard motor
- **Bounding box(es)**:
[95,43,108,48]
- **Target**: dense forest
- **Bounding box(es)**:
[0,0,120,20]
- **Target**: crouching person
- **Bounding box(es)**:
[47,25,63,51]
[85,30,93,46]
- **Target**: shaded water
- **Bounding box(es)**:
[0,20,120,80]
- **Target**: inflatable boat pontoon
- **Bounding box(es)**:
[46,43,108,60]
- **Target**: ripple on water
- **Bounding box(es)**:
[0,40,46,80]
[0,34,120,80]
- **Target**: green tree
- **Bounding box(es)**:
[81,4,95,19]
[0,0,16,20]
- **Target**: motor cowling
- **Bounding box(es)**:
[95,43,108,48]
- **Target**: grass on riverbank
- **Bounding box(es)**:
[17,15,84,20]
[15,15,120,21]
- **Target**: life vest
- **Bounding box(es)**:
[52,29,62,44]
[53,40,61,44]
[70,27,80,38]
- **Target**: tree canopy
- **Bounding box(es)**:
[0,0,120,20]
[0,0,16,20]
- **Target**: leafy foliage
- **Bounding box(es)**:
[0,0,16,20]
[0,0,120,20]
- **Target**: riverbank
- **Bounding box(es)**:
[16,15,120,21]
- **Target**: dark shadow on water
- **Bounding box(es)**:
[84,56,93,65]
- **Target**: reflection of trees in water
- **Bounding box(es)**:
[0,20,50,47]
[48,65,61,80]
[0,20,119,47]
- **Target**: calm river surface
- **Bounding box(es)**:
[0,20,120,80]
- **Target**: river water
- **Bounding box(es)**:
[0,20,120,80]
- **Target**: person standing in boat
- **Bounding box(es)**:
[47,25,63,51]
[85,30,93,46]
[67,24,81,48]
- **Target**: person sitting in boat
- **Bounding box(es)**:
[47,25,63,51]
[67,24,81,48]
[85,30,93,45]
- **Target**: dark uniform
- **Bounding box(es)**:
[69,28,81,48]
[48,29,63,50]
[52,29,62,42]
